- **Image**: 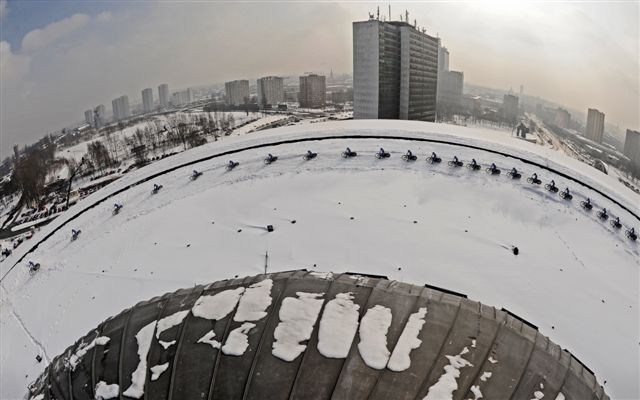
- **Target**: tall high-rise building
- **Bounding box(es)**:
[142,88,154,113]
[257,76,284,107]
[94,105,106,128]
[623,129,640,167]
[502,94,519,124]
[299,74,326,109]
[353,17,439,121]
[225,80,250,106]
[112,95,130,121]
[555,108,571,129]
[158,84,169,108]
[585,108,605,143]
[437,71,464,108]
[438,46,449,73]
[84,110,94,127]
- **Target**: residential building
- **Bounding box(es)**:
[257,76,284,108]
[225,80,250,106]
[502,94,519,124]
[353,17,439,121]
[299,74,326,108]
[84,110,94,127]
[94,105,106,128]
[111,95,130,121]
[555,108,571,129]
[158,84,169,108]
[624,129,640,166]
[586,108,605,143]
[142,88,154,113]
[170,89,193,107]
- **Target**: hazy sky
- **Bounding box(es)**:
[1,1,638,158]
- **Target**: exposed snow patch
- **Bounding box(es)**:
[531,391,544,400]
[94,381,119,399]
[234,279,273,322]
[69,335,110,370]
[197,330,221,349]
[358,305,393,370]
[480,371,492,382]
[317,293,360,359]
[423,347,473,400]
[122,321,156,398]
[554,393,565,400]
[192,287,245,320]
[30,395,44,400]
[387,307,427,371]
[222,322,256,356]
[310,271,334,279]
[159,340,176,349]
[272,292,325,361]
[156,310,189,339]
[469,385,483,400]
[150,363,169,381]
[488,356,498,364]
[471,339,477,348]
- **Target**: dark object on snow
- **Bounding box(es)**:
[71,229,81,241]
[527,173,541,185]
[303,151,317,160]
[597,208,609,221]
[512,246,519,255]
[507,168,521,179]
[264,154,278,164]
[266,225,274,232]
[112,203,123,215]
[467,159,481,171]
[191,170,203,180]
[401,150,417,161]
[375,148,390,159]
[426,152,442,164]
[545,180,558,193]
[1,248,11,257]
[559,188,573,200]
[27,261,40,274]
[581,198,593,211]
[36,355,42,363]
[610,217,622,229]
[626,227,637,241]
[152,184,163,194]
[486,163,501,175]
[448,156,463,167]
[226,161,240,171]
[342,147,357,158]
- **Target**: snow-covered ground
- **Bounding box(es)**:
[0,120,638,399]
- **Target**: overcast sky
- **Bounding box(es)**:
[1,1,638,158]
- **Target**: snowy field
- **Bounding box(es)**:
[56,111,262,164]
[1,120,638,399]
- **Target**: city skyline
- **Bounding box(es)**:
[1,1,638,158]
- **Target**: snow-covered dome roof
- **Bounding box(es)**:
[27,270,607,400]
[2,120,637,399]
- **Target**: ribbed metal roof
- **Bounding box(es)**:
[28,270,607,400]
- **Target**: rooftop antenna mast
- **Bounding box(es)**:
[389,4,391,21]
[377,6,380,20]
[406,10,409,23]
